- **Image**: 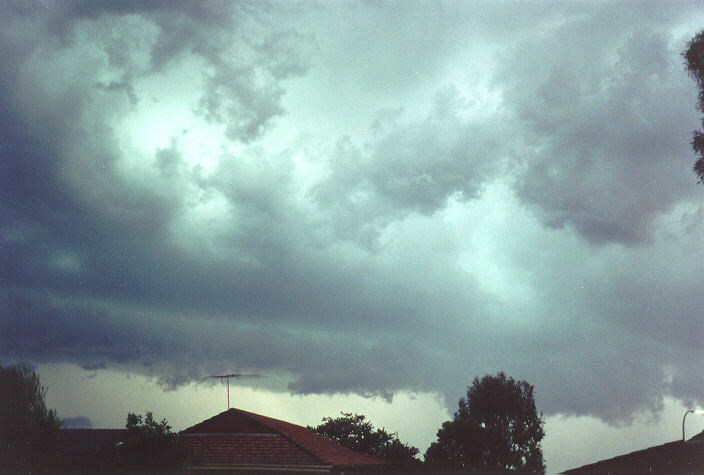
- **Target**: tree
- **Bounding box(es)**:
[0,364,62,472]
[118,411,187,469]
[425,372,545,473]
[684,30,704,183]
[310,412,420,465]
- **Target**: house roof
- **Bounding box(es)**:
[180,434,322,466]
[180,408,387,469]
[563,431,704,474]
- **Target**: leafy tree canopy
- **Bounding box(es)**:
[0,364,62,471]
[425,372,545,473]
[119,411,187,469]
[310,412,420,465]
[684,30,704,183]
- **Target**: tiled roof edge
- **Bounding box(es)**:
[238,409,386,467]
[237,410,329,466]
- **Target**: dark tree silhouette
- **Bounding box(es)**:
[310,412,420,465]
[0,364,62,472]
[425,372,545,473]
[118,411,187,469]
[684,30,704,183]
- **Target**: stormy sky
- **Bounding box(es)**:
[3,1,704,471]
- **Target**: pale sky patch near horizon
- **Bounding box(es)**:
[38,362,699,474]
[3,1,704,473]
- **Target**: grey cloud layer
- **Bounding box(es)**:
[501,4,701,244]
[2,1,704,422]
[313,87,509,245]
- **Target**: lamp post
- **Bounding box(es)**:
[682,409,704,441]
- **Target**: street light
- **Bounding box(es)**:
[682,409,704,441]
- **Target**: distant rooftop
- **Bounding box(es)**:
[563,430,704,474]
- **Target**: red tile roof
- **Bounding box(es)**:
[563,432,704,474]
[180,408,387,469]
[181,434,320,466]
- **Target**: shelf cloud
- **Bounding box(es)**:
[2,0,704,424]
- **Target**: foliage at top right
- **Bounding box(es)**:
[684,31,704,183]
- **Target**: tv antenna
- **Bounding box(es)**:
[205,373,263,409]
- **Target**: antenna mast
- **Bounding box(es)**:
[206,373,262,409]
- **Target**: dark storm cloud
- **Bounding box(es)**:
[2,0,704,425]
[502,236,704,420]
[314,87,509,246]
[498,2,702,244]
[0,0,309,293]
[1,283,474,398]
[0,0,314,373]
